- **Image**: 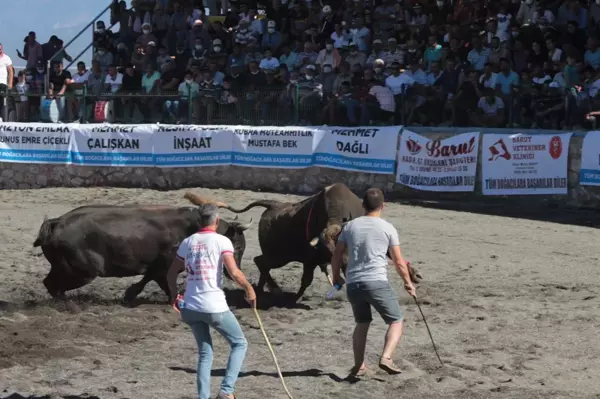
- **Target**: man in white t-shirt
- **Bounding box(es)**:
[167,204,256,399]
[476,88,505,127]
[0,43,14,119]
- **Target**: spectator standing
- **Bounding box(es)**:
[17,32,43,69]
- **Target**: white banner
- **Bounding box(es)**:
[0,123,71,164]
[312,126,400,174]
[580,131,600,186]
[231,126,315,168]
[69,124,155,167]
[153,125,233,167]
[482,133,572,195]
[396,131,480,191]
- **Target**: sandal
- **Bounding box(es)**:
[379,357,402,374]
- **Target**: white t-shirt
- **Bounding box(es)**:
[72,70,91,84]
[479,72,498,89]
[385,73,415,95]
[368,85,396,112]
[259,57,280,70]
[478,96,505,115]
[176,229,234,313]
[105,73,123,93]
[0,54,13,86]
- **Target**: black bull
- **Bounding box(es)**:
[184,183,422,300]
[33,205,252,301]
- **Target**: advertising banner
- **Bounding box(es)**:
[312,126,400,174]
[0,123,71,164]
[481,133,572,195]
[153,125,233,167]
[231,126,316,168]
[580,131,600,186]
[69,124,155,167]
[396,131,480,191]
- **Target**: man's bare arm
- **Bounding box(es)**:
[389,245,411,284]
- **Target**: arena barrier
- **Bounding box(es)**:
[0,123,598,209]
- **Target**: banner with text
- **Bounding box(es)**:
[396,131,480,191]
[231,126,316,168]
[481,133,572,195]
[0,123,72,164]
[580,131,600,186]
[312,126,400,174]
[153,125,233,167]
[70,124,155,167]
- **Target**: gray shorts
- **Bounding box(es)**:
[346,280,404,324]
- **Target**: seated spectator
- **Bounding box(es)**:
[15,71,30,122]
[475,88,505,127]
[259,48,280,72]
[94,44,114,73]
[104,64,123,94]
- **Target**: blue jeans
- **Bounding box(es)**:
[181,308,248,399]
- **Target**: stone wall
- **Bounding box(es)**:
[1,132,599,210]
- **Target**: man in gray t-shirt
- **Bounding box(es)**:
[331,188,415,377]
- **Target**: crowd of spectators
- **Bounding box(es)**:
[5,0,600,129]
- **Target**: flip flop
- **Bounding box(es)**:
[379,357,402,375]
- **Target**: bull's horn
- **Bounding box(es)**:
[239,218,253,231]
[233,215,239,221]
[184,192,228,208]
[309,237,320,247]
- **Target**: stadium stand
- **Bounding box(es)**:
[6,0,600,129]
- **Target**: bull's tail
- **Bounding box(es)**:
[33,216,59,247]
[184,192,281,213]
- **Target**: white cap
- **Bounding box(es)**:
[323,5,332,13]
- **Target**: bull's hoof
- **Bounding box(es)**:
[269,286,283,295]
[410,267,423,284]
[123,286,141,303]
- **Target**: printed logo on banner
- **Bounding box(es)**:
[0,123,72,164]
[70,124,155,167]
[312,126,400,174]
[580,131,600,186]
[231,126,315,168]
[153,125,233,167]
[395,131,480,192]
[481,133,572,195]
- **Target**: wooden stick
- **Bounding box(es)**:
[253,307,295,399]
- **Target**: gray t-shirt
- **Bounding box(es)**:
[338,216,400,284]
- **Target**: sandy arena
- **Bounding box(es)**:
[0,187,599,399]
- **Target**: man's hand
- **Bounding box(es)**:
[404,282,416,297]
[245,289,257,309]
[171,294,183,313]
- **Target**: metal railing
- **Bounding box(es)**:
[45,2,113,89]
[0,86,595,131]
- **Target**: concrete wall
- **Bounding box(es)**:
[1,131,598,210]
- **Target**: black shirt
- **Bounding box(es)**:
[50,70,72,92]
[121,71,142,92]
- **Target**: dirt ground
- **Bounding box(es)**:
[0,187,599,399]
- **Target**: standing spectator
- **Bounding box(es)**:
[48,62,71,121]
[467,36,491,72]
[49,40,73,65]
[69,61,90,121]
[316,39,342,70]
[120,63,142,122]
[41,35,61,64]
[17,32,43,70]
[362,80,395,124]
[424,35,443,71]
